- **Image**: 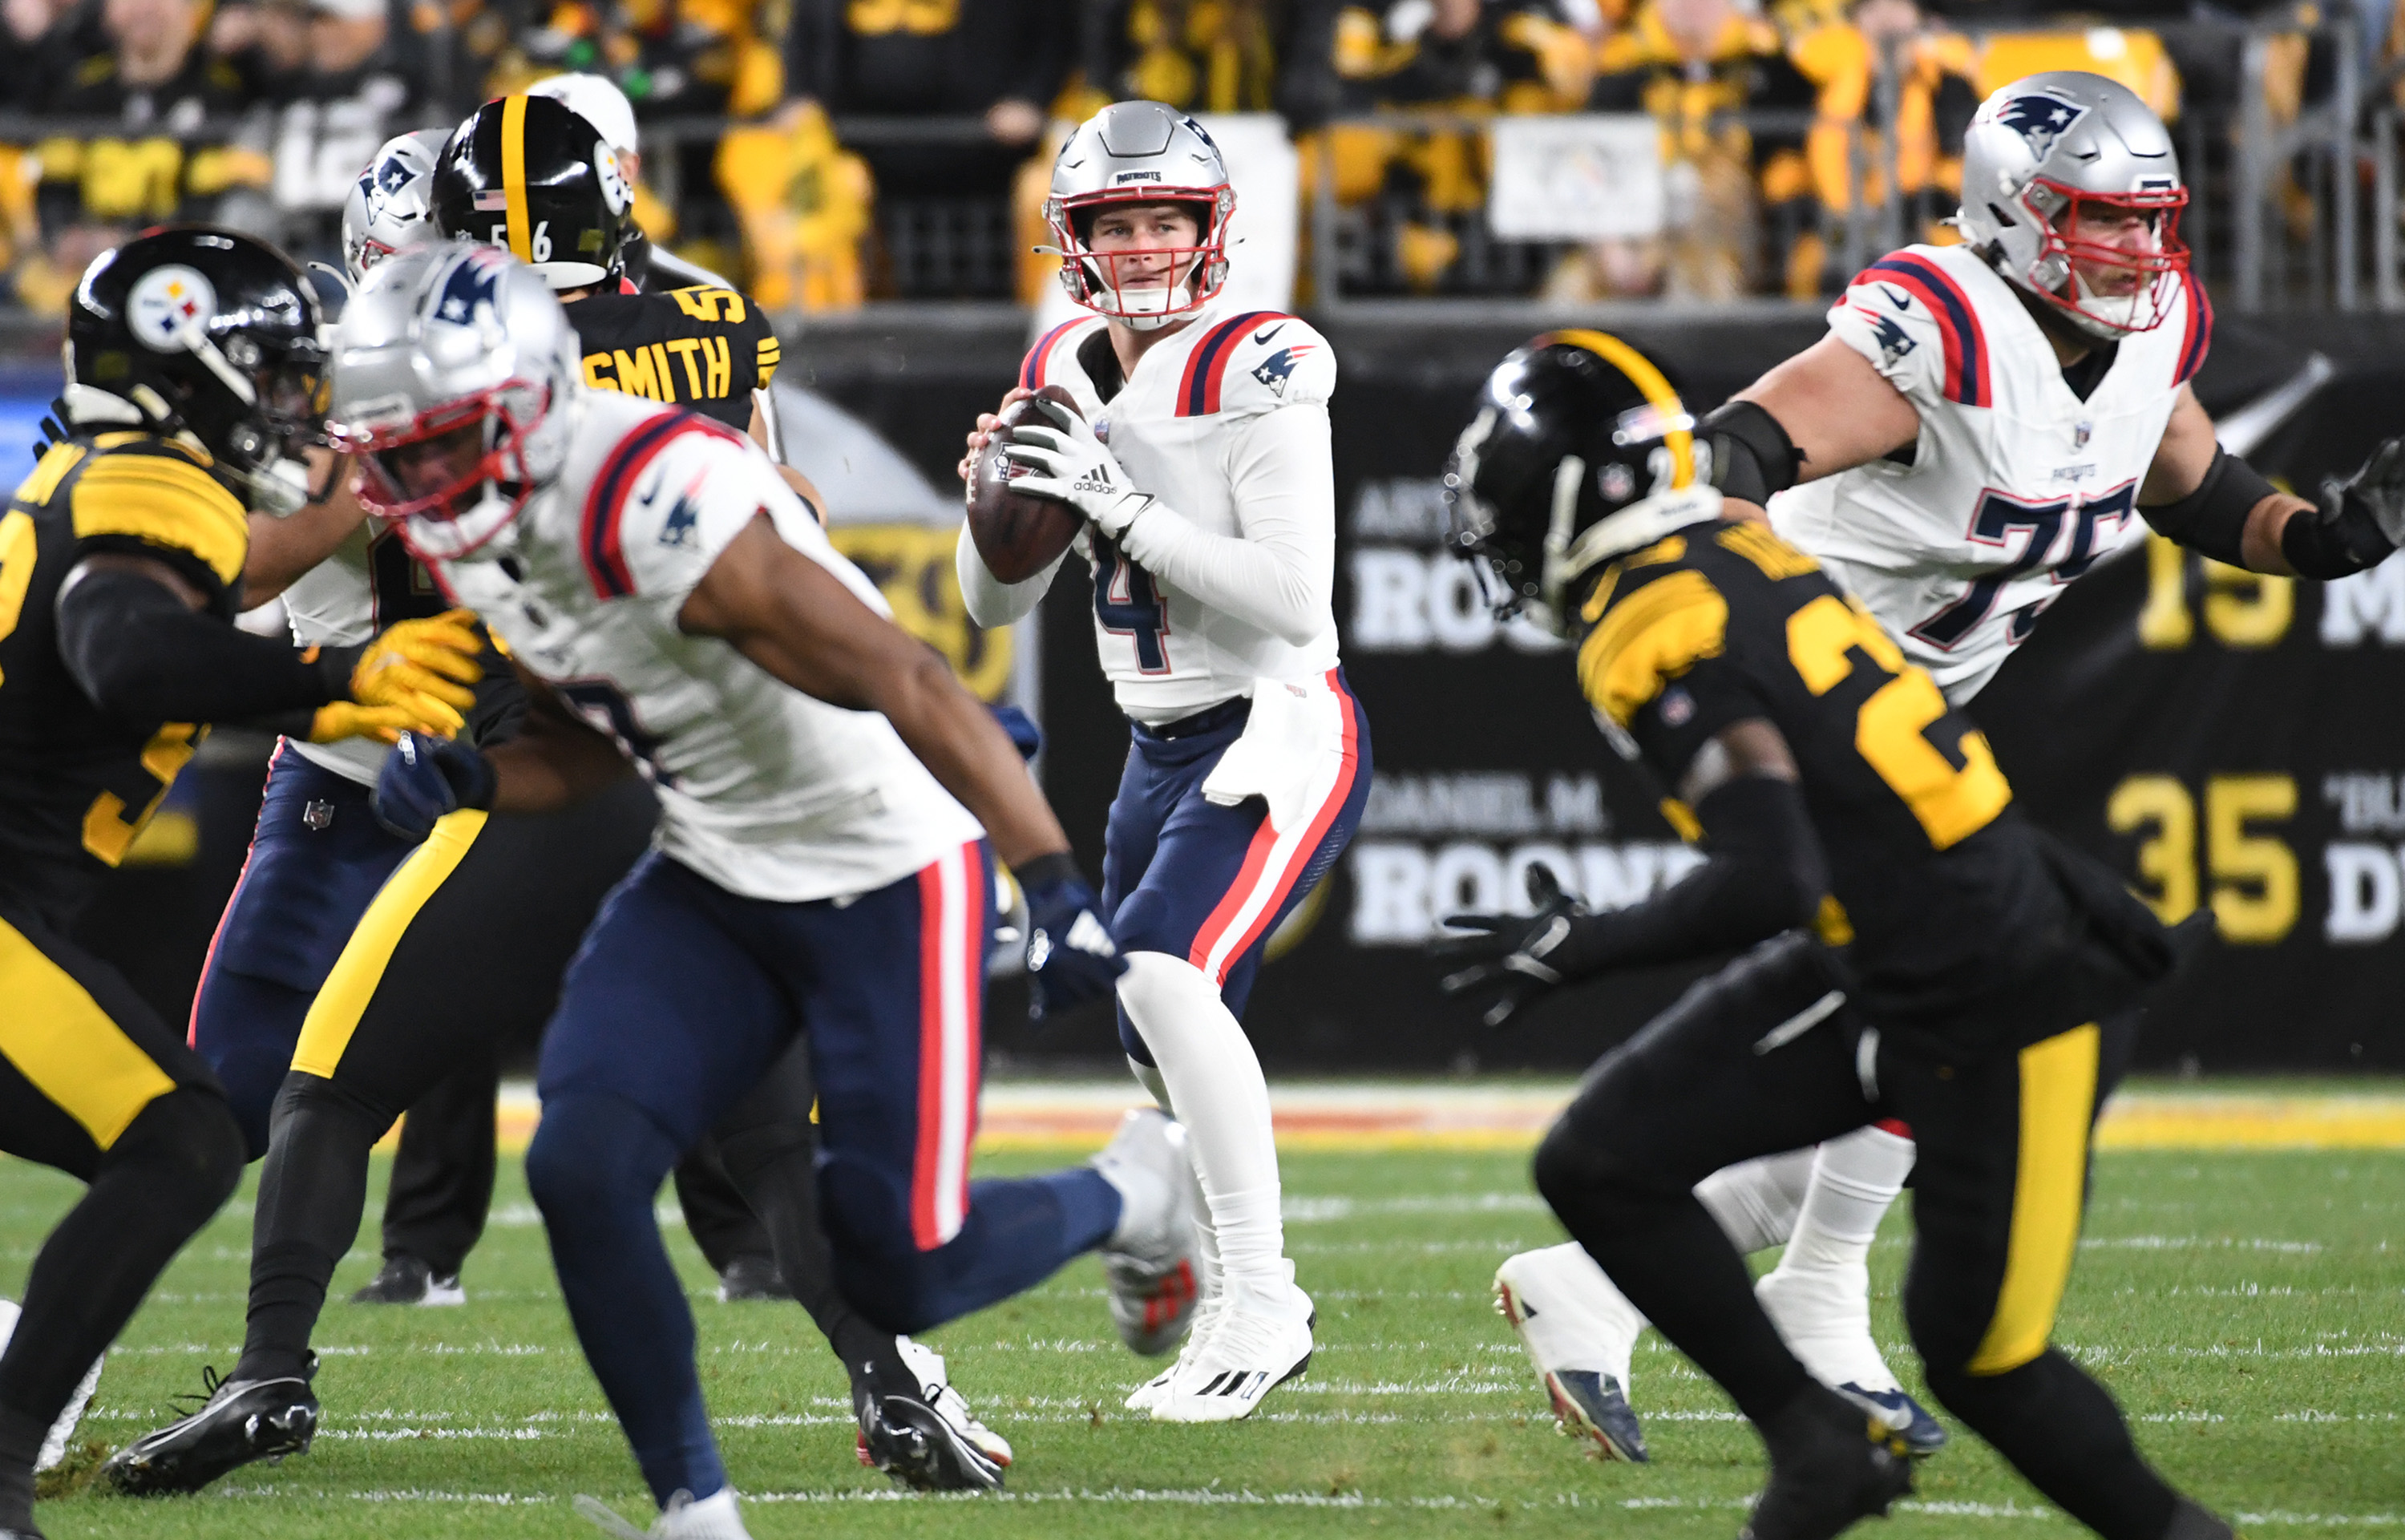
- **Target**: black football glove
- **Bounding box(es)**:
[1016,851,1127,1021]
[2322,436,2405,552]
[372,730,497,841]
[1433,862,1592,1029]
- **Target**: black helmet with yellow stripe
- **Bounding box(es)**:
[430,94,633,292]
[1443,329,1722,637]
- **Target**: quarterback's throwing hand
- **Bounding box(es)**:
[999,398,1155,540]
[1433,863,1591,1030]
[1017,851,1126,1021]
[372,730,498,841]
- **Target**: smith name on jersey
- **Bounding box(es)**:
[426,392,978,902]
[1769,241,2211,703]
[568,284,779,431]
[1571,516,2079,1038]
[1017,305,1341,722]
[0,433,236,922]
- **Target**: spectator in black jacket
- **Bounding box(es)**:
[780,0,1073,198]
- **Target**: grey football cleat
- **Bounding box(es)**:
[1091,1109,1203,1356]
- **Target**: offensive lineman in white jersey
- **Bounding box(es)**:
[1471,70,2405,1464]
[319,242,1194,1536]
[956,101,1372,1423]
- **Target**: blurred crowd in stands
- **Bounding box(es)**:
[0,0,2378,309]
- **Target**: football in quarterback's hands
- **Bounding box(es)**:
[968,385,1085,584]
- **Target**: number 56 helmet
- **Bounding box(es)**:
[328,242,582,561]
[1042,100,1235,330]
[431,94,633,292]
[1955,71,2188,338]
[1445,331,1720,637]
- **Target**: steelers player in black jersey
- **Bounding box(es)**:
[0,227,479,1540]
[1437,334,2233,1540]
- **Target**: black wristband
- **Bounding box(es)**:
[309,643,362,701]
[1700,400,1802,506]
[1014,851,1083,893]
[2139,447,2271,568]
[2282,487,2396,579]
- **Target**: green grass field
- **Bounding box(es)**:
[10,1132,2403,1538]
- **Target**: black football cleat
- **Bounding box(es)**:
[349,1253,464,1306]
[856,1391,1004,1494]
[99,1364,319,1496]
[1739,1382,1914,1540]
[714,1255,792,1303]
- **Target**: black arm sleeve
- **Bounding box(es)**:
[2138,445,2274,568]
[57,566,354,725]
[1541,774,1830,980]
[1700,400,1803,507]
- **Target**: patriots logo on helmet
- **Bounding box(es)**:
[375,153,414,197]
[1995,92,2088,161]
[1251,343,1316,397]
[433,249,508,325]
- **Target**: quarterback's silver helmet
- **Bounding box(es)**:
[1042,100,1235,330]
[328,242,580,562]
[1956,71,2188,338]
[341,130,445,285]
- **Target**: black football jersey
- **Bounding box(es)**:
[0,431,245,926]
[564,284,781,432]
[1573,519,2067,1028]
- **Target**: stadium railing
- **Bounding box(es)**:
[0,3,2395,321]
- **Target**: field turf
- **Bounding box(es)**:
[8,1122,2402,1538]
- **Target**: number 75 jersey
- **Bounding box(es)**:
[1769,241,2212,705]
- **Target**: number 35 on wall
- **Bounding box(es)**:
[2108,773,2298,944]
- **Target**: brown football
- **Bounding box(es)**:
[968,385,1085,584]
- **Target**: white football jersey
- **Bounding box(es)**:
[427,392,981,903]
[1021,304,1342,723]
[280,518,445,785]
[1769,242,2211,703]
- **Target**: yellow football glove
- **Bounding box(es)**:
[352,608,484,729]
[308,701,455,745]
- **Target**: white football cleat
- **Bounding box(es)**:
[0,1300,101,1471]
[895,1336,1013,1467]
[1150,1286,1312,1423]
[1755,1262,1946,1455]
[1124,1290,1222,1413]
[1091,1109,1203,1356]
[574,1487,751,1540]
[1492,1246,1651,1461]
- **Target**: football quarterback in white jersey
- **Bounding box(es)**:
[1485,70,2405,1464]
[956,101,1372,1424]
[321,242,1189,1534]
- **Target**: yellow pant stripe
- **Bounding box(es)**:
[0,920,175,1150]
[293,810,487,1079]
[1970,1022,2101,1375]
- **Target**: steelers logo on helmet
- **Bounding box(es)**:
[1444,329,1719,638]
[127,265,217,354]
[593,143,632,218]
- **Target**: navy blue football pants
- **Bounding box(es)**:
[1101,670,1371,1060]
[527,841,1122,1506]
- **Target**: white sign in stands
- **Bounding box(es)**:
[1486,115,1667,243]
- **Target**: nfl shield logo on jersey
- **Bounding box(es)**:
[1995,91,2089,160]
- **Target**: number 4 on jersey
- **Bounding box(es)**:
[1093,535,1171,675]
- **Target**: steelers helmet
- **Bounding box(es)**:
[430,94,633,291]
[67,226,327,516]
[1444,330,1720,637]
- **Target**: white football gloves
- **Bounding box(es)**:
[999,398,1157,540]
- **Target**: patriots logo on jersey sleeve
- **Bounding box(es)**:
[1250,343,1316,397]
[1865,309,1918,365]
[1995,92,2088,160]
[657,480,704,548]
